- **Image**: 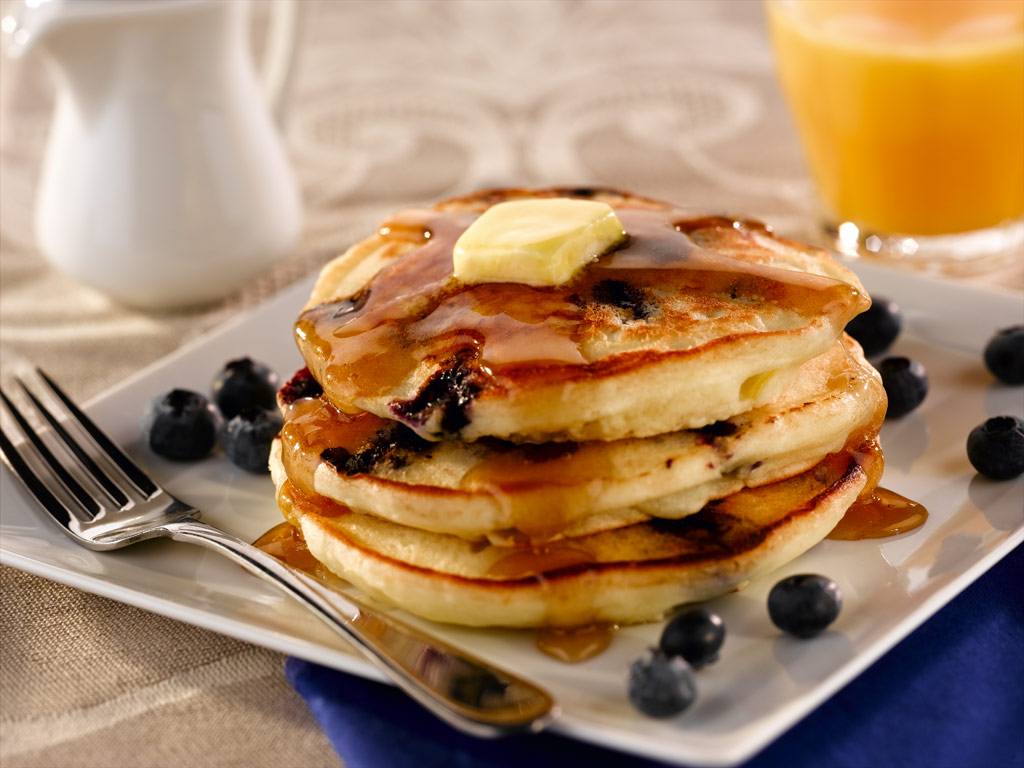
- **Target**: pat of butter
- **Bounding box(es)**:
[453,198,627,286]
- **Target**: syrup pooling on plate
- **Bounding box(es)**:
[295,208,863,426]
[253,521,320,572]
[256,486,354,586]
[815,341,930,542]
[828,487,928,540]
[822,381,929,541]
[535,623,616,663]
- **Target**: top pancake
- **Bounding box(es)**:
[296,188,868,442]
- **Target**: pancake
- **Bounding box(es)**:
[271,186,886,630]
[276,336,885,543]
[270,440,881,628]
[295,187,868,443]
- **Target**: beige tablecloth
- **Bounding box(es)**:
[1,2,1021,766]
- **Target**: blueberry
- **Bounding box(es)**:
[627,648,697,718]
[221,408,284,473]
[141,389,220,461]
[279,367,323,405]
[659,608,725,669]
[878,356,928,418]
[212,358,280,419]
[845,297,903,357]
[767,574,842,638]
[966,416,1024,480]
[983,326,1024,385]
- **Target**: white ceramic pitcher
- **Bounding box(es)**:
[2,0,302,310]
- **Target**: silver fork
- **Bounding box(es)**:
[0,369,556,737]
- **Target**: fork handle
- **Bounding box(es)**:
[161,518,556,737]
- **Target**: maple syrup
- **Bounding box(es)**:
[535,623,616,663]
[462,440,618,490]
[279,396,390,494]
[256,484,355,582]
[253,521,320,572]
[485,544,596,579]
[828,487,928,540]
[277,479,348,520]
[277,392,628,540]
[824,430,927,540]
[254,481,353,576]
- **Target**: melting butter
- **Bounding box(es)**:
[453,198,626,286]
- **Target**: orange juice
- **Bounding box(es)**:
[767,0,1024,236]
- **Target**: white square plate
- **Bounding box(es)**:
[2,261,1022,767]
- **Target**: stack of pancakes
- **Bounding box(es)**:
[269,188,885,628]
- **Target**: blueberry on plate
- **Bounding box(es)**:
[878,356,928,418]
[659,608,725,669]
[627,648,697,718]
[221,408,284,473]
[983,326,1024,385]
[141,389,220,461]
[767,574,842,638]
[966,416,1024,480]
[844,297,903,357]
[212,357,280,419]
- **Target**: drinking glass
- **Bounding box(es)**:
[766,0,1024,273]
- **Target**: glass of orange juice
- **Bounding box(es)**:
[766,0,1024,272]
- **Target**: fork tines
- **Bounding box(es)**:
[0,370,155,525]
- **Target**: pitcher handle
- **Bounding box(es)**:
[260,0,302,126]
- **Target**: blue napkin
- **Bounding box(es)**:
[287,545,1023,768]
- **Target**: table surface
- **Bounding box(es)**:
[1,2,1021,767]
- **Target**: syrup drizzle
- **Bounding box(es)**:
[279,396,391,495]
